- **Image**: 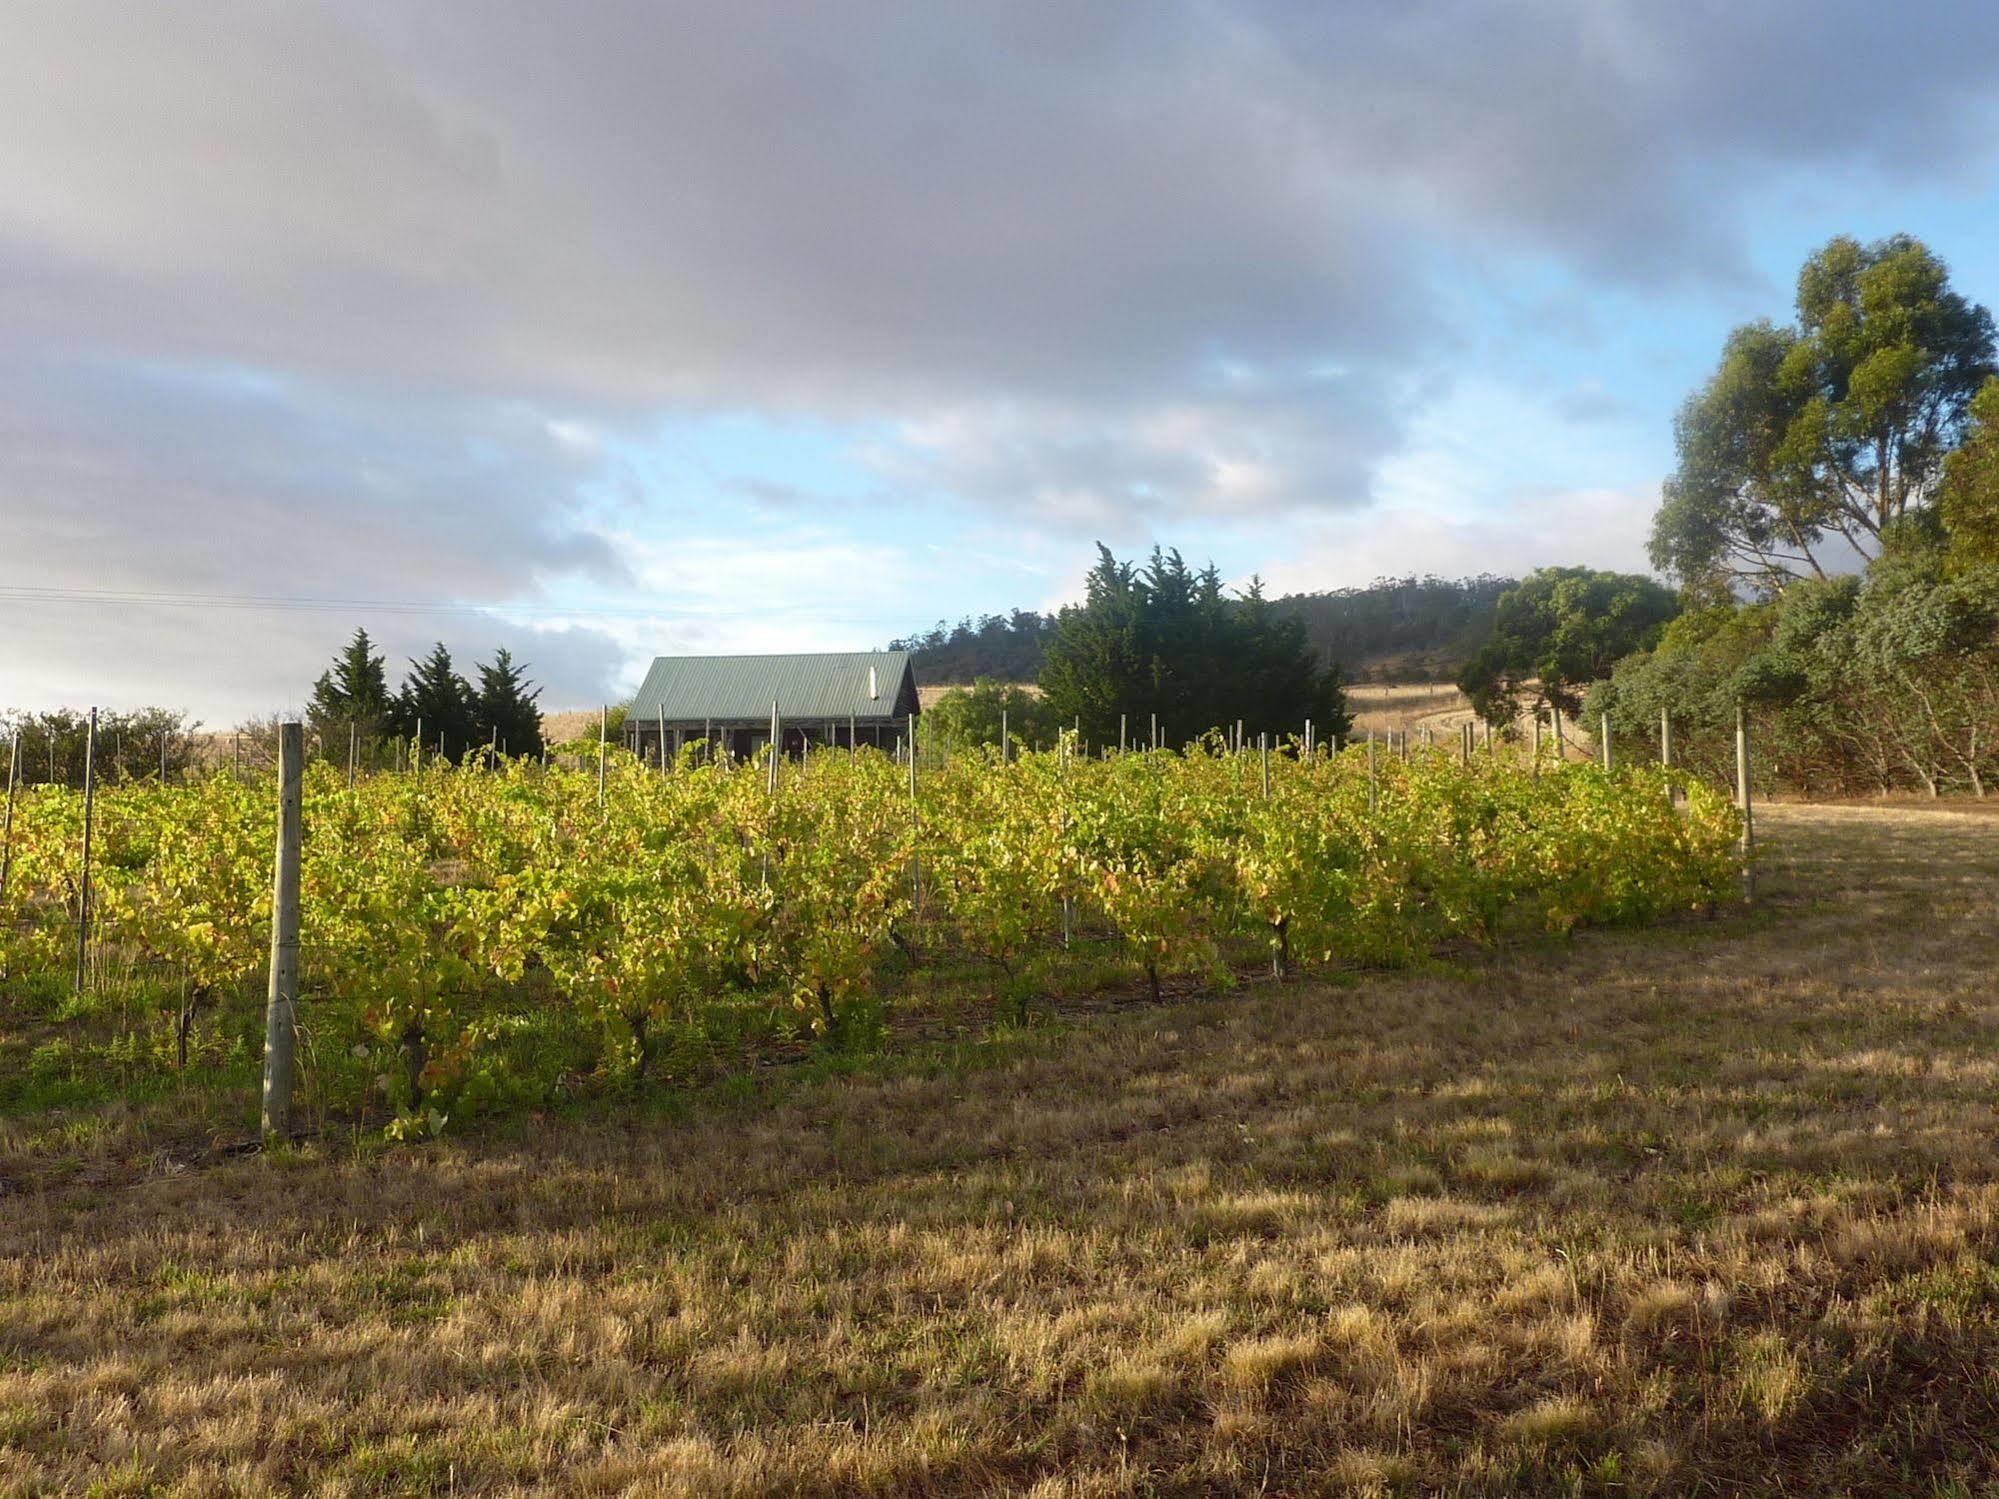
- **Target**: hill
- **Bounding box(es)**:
[891,574,1513,685]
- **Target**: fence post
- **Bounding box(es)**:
[1367,731,1378,815]
[1001,707,1009,764]
[1735,703,1755,901]
[74,708,98,993]
[597,706,608,809]
[1531,713,1542,772]
[0,733,18,902]
[1601,713,1612,773]
[160,731,170,784]
[908,710,921,912]
[348,722,358,788]
[769,701,782,795]
[1119,713,1127,756]
[1261,733,1270,797]
[261,721,303,1139]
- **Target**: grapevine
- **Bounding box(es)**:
[1,737,1743,1133]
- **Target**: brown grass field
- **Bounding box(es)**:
[6,804,1999,1494]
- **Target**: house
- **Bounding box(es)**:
[623,650,920,763]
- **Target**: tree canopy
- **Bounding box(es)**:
[889,574,1513,685]
[1652,234,1996,592]
[1940,376,1999,572]
[1457,567,1679,723]
[1037,545,1349,747]
[393,643,476,761]
[921,679,1059,756]
[471,648,544,759]
[306,628,394,750]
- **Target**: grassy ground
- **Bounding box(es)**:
[5,804,1999,1495]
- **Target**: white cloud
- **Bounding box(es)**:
[1258,486,1658,597]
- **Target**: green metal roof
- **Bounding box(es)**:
[628,651,919,724]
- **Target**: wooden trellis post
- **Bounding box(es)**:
[1736,703,1755,901]
[74,709,97,993]
[260,722,303,1139]
[0,733,18,902]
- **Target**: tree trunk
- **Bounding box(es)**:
[401,1022,428,1109]
[176,984,208,1070]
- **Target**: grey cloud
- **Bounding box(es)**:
[0,347,630,718]
[3,0,1998,716]
[871,368,1406,530]
[7,0,1991,412]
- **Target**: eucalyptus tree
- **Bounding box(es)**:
[1652,234,1995,592]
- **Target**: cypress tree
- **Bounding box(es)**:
[471,648,544,760]
[306,628,393,754]
[1039,544,1349,747]
[395,643,475,761]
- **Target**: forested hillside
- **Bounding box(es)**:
[892,574,1513,683]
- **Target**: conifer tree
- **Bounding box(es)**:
[1039,544,1348,747]
[394,642,475,761]
[471,648,544,760]
[306,628,393,754]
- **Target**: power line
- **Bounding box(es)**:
[0,583,917,626]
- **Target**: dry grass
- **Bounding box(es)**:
[6,805,1999,1493]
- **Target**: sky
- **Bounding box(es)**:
[5,2,1999,725]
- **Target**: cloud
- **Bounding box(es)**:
[8,0,1992,412]
[1258,486,1660,598]
[3,0,1998,716]
[0,349,630,720]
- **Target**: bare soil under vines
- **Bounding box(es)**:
[6,804,1999,1495]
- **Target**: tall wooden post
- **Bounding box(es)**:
[1001,707,1009,764]
[1660,707,1673,769]
[0,733,18,902]
[596,706,608,809]
[1531,713,1542,772]
[1366,731,1378,815]
[261,722,303,1139]
[1601,713,1612,773]
[1119,713,1127,756]
[74,709,98,993]
[348,722,358,787]
[1736,703,1755,901]
[908,710,921,912]
[768,702,781,795]
[1261,733,1270,797]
